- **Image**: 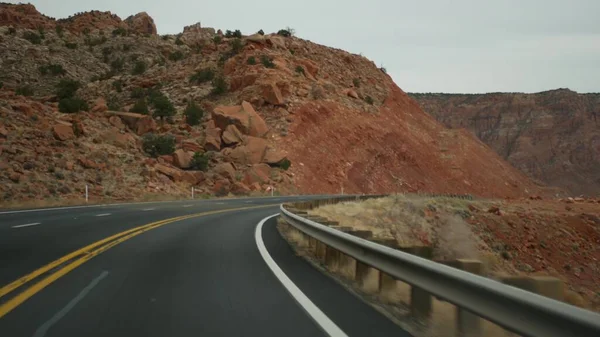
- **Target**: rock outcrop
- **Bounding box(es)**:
[409,90,600,196]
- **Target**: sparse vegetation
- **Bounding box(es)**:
[106,95,121,111]
[169,50,184,61]
[365,95,374,105]
[84,36,107,47]
[112,27,127,37]
[277,28,293,37]
[353,78,361,88]
[175,36,184,45]
[130,99,149,114]
[142,133,176,158]
[189,68,215,84]
[39,64,66,76]
[247,56,256,65]
[380,66,387,74]
[22,31,42,44]
[122,44,132,52]
[132,60,147,75]
[261,55,275,68]
[56,79,80,99]
[6,27,16,35]
[55,25,64,37]
[110,58,125,72]
[190,152,209,171]
[151,94,176,119]
[257,29,264,35]
[210,75,228,95]
[183,101,204,126]
[295,65,305,75]
[130,87,145,99]
[225,30,242,38]
[112,79,123,93]
[15,85,34,97]
[213,35,222,45]
[278,158,291,170]
[65,42,77,49]
[58,97,88,113]
[230,38,243,54]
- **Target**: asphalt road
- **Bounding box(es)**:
[0,196,412,337]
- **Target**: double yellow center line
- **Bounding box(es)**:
[0,204,276,318]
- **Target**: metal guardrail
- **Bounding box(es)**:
[280,204,600,337]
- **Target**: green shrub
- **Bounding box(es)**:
[142,133,175,158]
[15,85,34,97]
[39,64,66,76]
[151,95,176,119]
[278,158,291,170]
[84,36,107,47]
[112,27,127,37]
[353,78,360,88]
[224,30,233,38]
[106,95,121,111]
[260,55,275,68]
[189,68,215,84]
[65,42,77,49]
[277,29,291,37]
[130,99,148,114]
[295,65,305,75]
[230,38,243,55]
[132,60,147,75]
[257,29,264,35]
[247,56,256,65]
[365,95,374,105]
[213,35,222,45]
[56,79,80,99]
[380,67,387,74]
[110,58,125,72]
[130,87,145,99]
[7,27,16,35]
[175,37,184,45]
[112,80,123,93]
[161,35,169,41]
[190,152,209,171]
[184,101,204,126]
[58,97,88,113]
[169,50,184,61]
[210,75,228,96]
[22,31,42,44]
[55,25,64,37]
[102,46,112,59]
[122,44,132,52]
[232,30,242,38]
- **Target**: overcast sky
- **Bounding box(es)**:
[14,0,600,93]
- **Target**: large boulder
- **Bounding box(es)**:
[243,164,271,186]
[182,139,203,153]
[262,82,285,106]
[215,162,236,181]
[262,148,287,164]
[212,101,268,137]
[222,125,244,145]
[108,112,156,135]
[155,164,182,182]
[204,120,222,151]
[52,122,74,141]
[180,22,215,46]
[173,149,192,169]
[124,12,157,35]
[91,98,108,113]
[181,171,205,185]
[228,136,268,165]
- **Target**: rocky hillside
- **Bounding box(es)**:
[409,90,600,196]
[0,4,549,206]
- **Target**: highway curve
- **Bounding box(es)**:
[0,196,412,337]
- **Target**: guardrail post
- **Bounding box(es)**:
[448,259,483,337]
[373,239,400,294]
[315,240,327,261]
[500,276,564,301]
[400,246,434,319]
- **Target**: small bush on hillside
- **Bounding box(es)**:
[184,101,204,126]
[106,95,121,111]
[56,79,80,99]
[151,95,176,119]
[122,44,132,52]
[7,27,16,35]
[130,87,145,99]
[217,54,229,67]
[175,36,184,45]
[161,35,169,41]
[232,30,242,38]
[277,29,292,37]
[353,78,360,88]
[257,29,264,35]
[230,38,243,55]
[190,152,209,171]
[260,55,275,68]
[224,30,233,38]
[142,133,175,158]
[111,58,125,72]
[65,42,77,49]
[112,80,123,93]
[169,50,184,61]
[365,95,374,105]
[132,60,147,75]
[84,36,107,47]
[247,56,256,65]
[189,68,215,84]
[22,31,42,44]
[15,85,34,97]
[380,66,387,74]
[210,75,227,96]
[39,64,66,76]
[130,99,148,114]
[278,158,291,170]
[112,27,127,37]
[55,25,64,37]
[295,65,305,75]
[58,97,88,113]
[213,35,222,45]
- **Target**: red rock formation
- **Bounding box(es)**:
[0,3,55,29]
[409,89,600,196]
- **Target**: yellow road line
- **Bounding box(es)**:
[0,204,276,318]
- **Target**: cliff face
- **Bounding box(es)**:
[0,4,550,206]
[409,90,600,195]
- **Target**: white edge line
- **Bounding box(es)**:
[255,214,348,337]
[12,222,41,228]
[94,213,111,217]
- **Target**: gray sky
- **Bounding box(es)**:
[16,0,600,93]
